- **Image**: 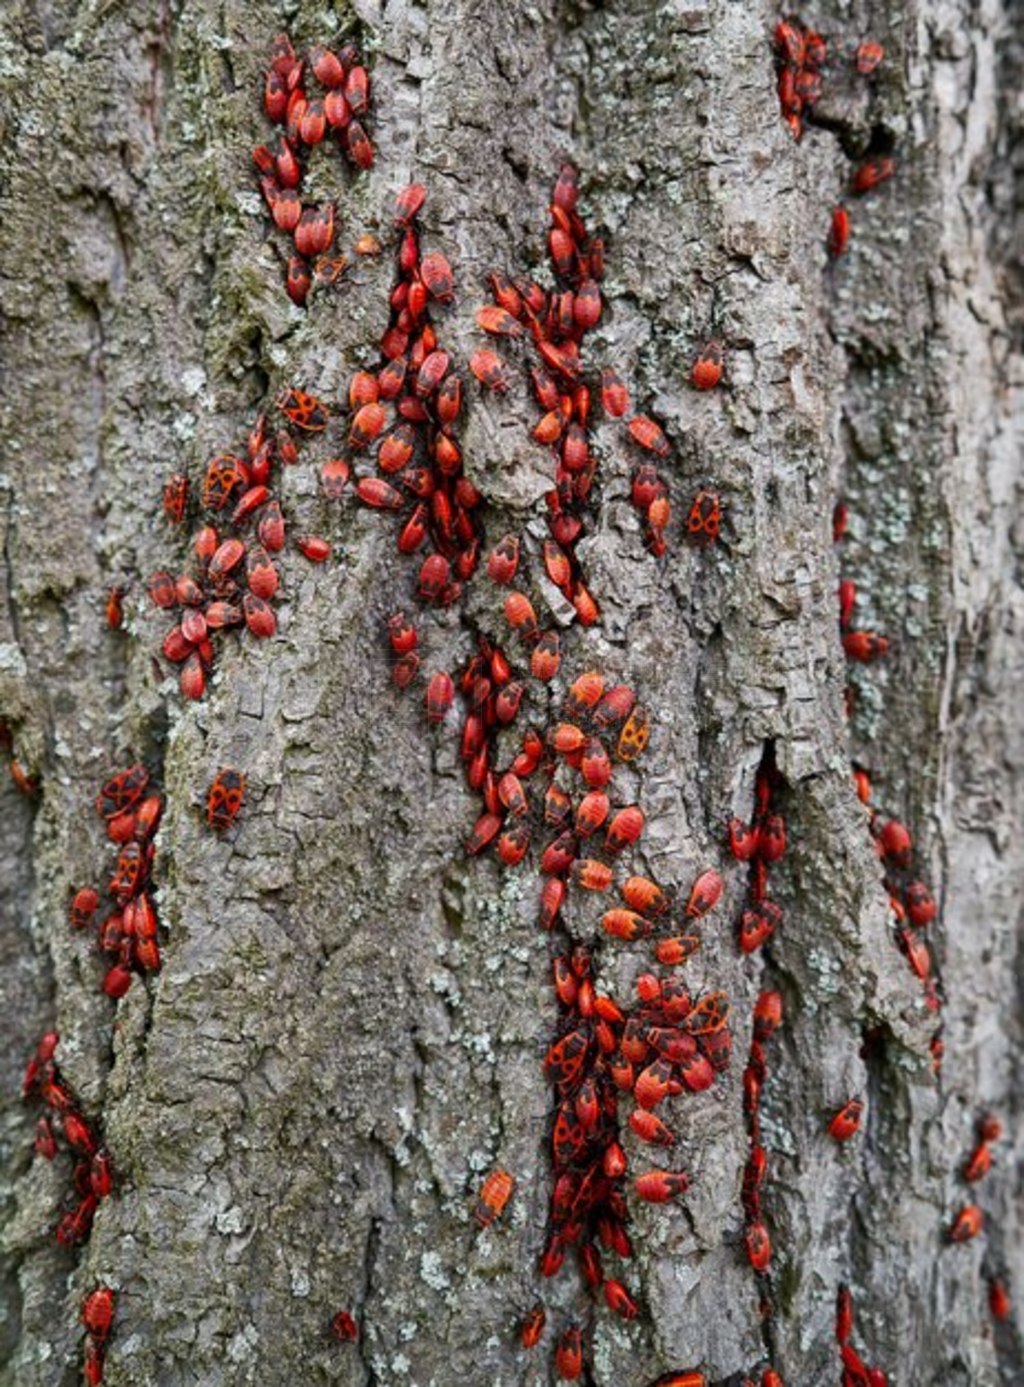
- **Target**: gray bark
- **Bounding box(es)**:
[0,1,1021,1385]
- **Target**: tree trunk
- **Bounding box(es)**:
[0,2,1021,1385]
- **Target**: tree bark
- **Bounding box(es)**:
[0,2,1021,1386]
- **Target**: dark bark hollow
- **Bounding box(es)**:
[0,2,1021,1386]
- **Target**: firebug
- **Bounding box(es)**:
[344,64,370,115]
[421,250,454,302]
[476,305,522,338]
[616,705,650,761]
[425,672,455,725]
[852,158,896,195]
[285,257,311,307]
[487,535,519,586]
[474,1167,515,1227]
[829,206,850,257]
[828,1098,863,1143]
[843,630,888,661]
[856,41,884,74]
[394,182,427,225]
[82,1287,116,1340]
[163,473,189,523]
[70,887,100,931]
[202,455,246,511]
[331,1310,358,1342]
[634,1169,690,1203]
[520,1304,546,1349]
[554,1325,582,1380]
[687,489,721,544]
[207,768,245,832]
[691,342,723,391]
[604,1279,639,1320]
[531,631,561,682]
[295,535,331,562]
[949,1205,983,1242]
[685,868,723,918]
[469,349,509,392]
[243,594,277,638]
[745,1220,772,1272]
[628,415,670,458]
[989,1278,1011,1321]
[96,765,149,820]
[276,388,329,432]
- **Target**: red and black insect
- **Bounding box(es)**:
[828,1097,864,1143]
[851,157,896,195]
[105,585,126,630]
[520,1303,546,1348]
[554,1325,583,1380]
[744,1219,772,1272]
[163,472,189,524]
[948,1204,983,1243]
[686,489,721,545]
[82,1287,116,1340]
[96,765,149,821]
[473,1167,515,1227]
[691,341,723,391]
[829,205,850,258]
[420,250,454,302]
[276,388,329,431]
[616,705,650,761]
[469,349,509,392]
[330,1310,358,1342]
[206,768,246,833]
[856,40,884,74]
[202,455,247,511]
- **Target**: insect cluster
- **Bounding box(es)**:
[602,861,724,960]
[457,663,647,877]
[739,991,784,1283]
[470,164,725,570]
[469,162,604,618]
[22,1033,113,1248]
[946,1112,1003,1258]
[807,4,1014,1349]
[721,769,790,1381]
[834,505,944,1044]
[540,944,645,1290]
[352,189,734,1366]
[329,166,735,1379]
[256,32,373,305]
[830,494,1005,1348]
[773,17,827,140]
[626,388,727,554]
[156,398,333,700]
[541,963,734,1334]
[774,19,894,262]
[11,14,1015,1385]
[343,183,483,600]
[400,633,716,1377]
[70,765,166,996]
[22,1033,122,1380]
[873,810,940,1007]
[726,748,787,955]
[34,759,245,1379]
[834,1284,890,1387]
[433,641,740,1378]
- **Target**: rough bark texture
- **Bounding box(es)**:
[0,2,1021,1385]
